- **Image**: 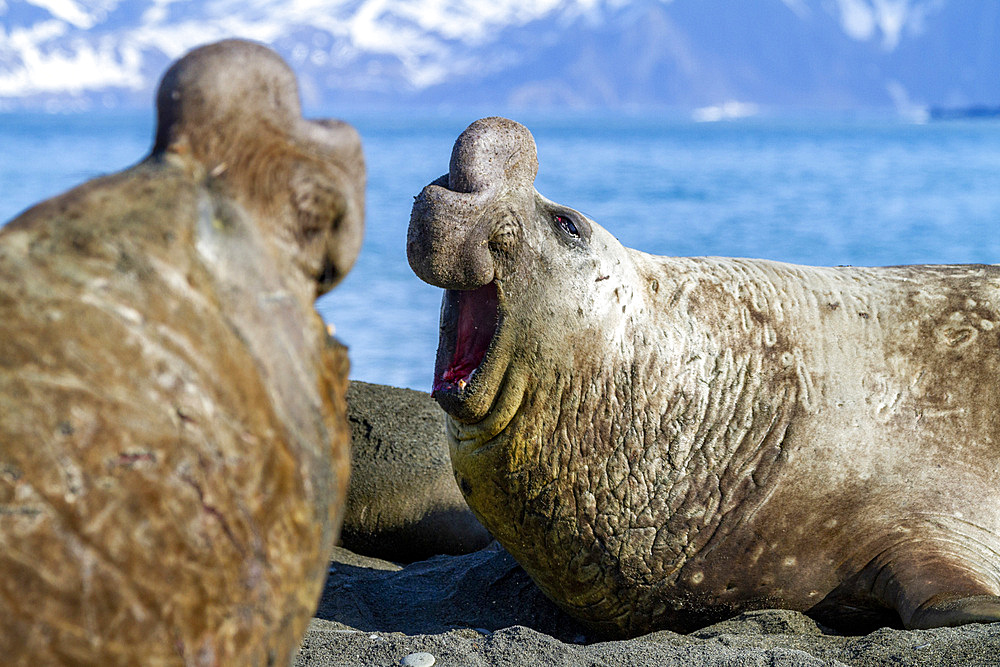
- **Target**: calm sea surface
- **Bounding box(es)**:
[3,111,1000,390]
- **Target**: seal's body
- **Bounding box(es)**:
[340,381,491,562]
[407,117,1000,637]
[0,40,364,663]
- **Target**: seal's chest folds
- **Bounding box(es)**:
[408,116,1000,638]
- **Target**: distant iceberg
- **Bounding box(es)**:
[692,101,759,122]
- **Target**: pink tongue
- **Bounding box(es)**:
[439,282,498,388]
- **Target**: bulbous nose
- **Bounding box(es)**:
[447,116,538,194]
[407,117,538,290]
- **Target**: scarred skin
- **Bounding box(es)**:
[407,117,1000,638]
[0,40,364,664]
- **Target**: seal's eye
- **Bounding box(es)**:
[554,214,579,237]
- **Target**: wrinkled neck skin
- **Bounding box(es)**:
[447,205,1000,635]
[449,233,798,634]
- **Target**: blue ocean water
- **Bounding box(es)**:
[3,111,1000,391]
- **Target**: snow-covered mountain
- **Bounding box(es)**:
[1,0,997,113]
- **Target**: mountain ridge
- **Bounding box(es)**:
[1,0,997,114]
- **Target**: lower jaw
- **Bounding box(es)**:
[446,364,527,451]
[432,371,496,425]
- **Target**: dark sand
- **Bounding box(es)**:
[295,544,1000,666]
[298,383,1000,666]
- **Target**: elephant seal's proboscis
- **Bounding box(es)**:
[407,116,1000,638]
[0,40,364,663]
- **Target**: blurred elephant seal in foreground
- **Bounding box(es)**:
[340,381,491,562]
[0,39,364,664]
[407,116,1000,638]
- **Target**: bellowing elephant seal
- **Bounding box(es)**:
[407,116,1000,638]
[0,40,364,663]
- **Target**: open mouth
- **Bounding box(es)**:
[432,281,502,421]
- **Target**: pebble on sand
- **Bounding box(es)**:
[400,651,435,667]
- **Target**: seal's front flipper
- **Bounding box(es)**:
[908,594,1000,629]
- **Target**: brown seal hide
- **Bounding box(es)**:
[0,39,364,665]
